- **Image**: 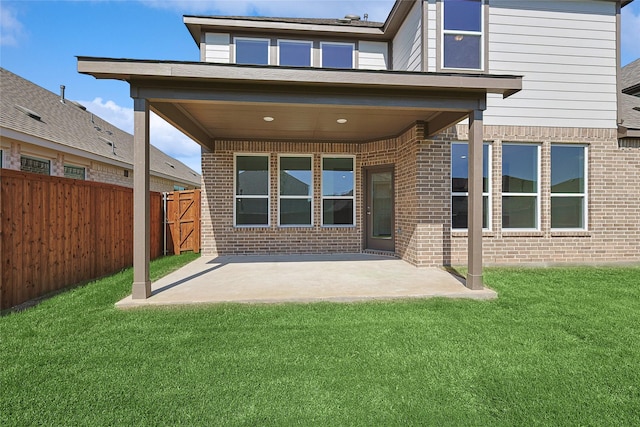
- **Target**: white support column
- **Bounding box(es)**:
[467,109,484,290]
[132,98,151,299]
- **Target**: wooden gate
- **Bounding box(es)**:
[165,190,201,255]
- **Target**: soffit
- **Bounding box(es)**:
[156,101,445,142]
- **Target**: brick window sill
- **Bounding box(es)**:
[451,231,496,238]
[550,231,591,237]
[501,231,545,237]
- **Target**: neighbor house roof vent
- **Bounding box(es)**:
[15,105,42,121]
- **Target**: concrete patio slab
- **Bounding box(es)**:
[115,254,497,308]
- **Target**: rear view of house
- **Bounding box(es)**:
[78,0,639,299]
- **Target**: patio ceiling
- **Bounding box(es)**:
[77,58,522,150]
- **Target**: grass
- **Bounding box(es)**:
[1,258,639,426]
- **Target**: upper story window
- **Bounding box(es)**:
[320,42,354,69]
[278,40,313,67]
[442,0,483,70]
[234,37,270,65]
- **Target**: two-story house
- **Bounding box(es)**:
[78,0,638,299]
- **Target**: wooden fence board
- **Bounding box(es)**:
[0,170,166,310]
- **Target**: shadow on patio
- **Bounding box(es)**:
[116,254,496,308]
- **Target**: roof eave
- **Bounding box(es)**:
[77,57,522,98]
[183,15,386,47]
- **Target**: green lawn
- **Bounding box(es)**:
[1,257,639,426]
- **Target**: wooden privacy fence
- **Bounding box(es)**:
[0,169,165,310]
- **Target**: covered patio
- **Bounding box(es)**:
[78,58,521,301]
[115,253,496,308]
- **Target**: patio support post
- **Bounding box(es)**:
[132,97,151,299]
[467,109,484,290]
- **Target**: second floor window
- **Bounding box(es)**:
[321,42,354,69]
[235,38,270,65]
[278,40,312,67]
[442,0,483,70]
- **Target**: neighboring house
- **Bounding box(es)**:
[621,58,640,96]
[619,59,640,146]
[78,0,639,298]
[0,68,200,192]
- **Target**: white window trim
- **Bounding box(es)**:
[278,154,314,227]
[319,42,356,69]
[451,142,492,231]
[321,155,356,227]
[501,143,541,231]
[440,0,485,72]
[233,37,271,65]
[276,39,313,67]
[550,145,588,231]
[234,153,270,228]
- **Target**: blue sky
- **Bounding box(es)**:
[1,0,639,174]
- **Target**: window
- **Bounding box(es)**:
[442,0,483,70]
[322,156,355,226]
[235,38,270,65]
[502,144,540,229]
[551,145,587,229]
[320,42,354,69]
[174,185,186,191]
[235,155,269,226]
[451,142,490,229]
[64,165,85,180]
[278,40,312,67]
[20,156,50,175]
[279,156,313,226]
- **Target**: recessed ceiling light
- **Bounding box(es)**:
[263,116,274,122]
[337,118,347,124]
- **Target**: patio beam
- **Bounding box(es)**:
[132,97,151,299]
[467,109,484,290]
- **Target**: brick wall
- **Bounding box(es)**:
[446,125,640,265]
[1,139,186,193]
[200,124,640,266]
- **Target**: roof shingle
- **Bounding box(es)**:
[0,67,200,186]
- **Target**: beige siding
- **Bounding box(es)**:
[392,0,422,71]
[204,33,231,63]
[485,0,618,128]
[358,41,388,70]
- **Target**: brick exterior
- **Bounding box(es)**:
[200,124,640,266]
[1,139,187,193]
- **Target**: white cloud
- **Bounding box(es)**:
[139,0,395,23]
[0,4,24,46]
[80,98,202,174]
[622,4,640,65]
